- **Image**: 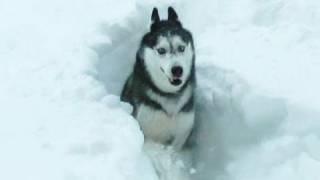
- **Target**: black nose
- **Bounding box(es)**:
[171,66,183,77]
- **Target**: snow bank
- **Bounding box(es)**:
[0,1,156,180]
[1,0,320,180]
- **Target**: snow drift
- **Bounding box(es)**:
[0,0,320,180]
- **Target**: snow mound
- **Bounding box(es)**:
[0,1,155,180]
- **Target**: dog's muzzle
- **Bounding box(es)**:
[160,67,183,86]
[170,66,183,86]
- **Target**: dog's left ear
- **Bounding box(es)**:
[168,7,178,21]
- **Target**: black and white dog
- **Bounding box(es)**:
[121,7,195,151]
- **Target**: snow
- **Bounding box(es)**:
[0,0,320,180]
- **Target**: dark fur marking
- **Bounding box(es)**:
[181,95,194,113]
[139,95,162,111]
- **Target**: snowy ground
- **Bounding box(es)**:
[1,0,320,180]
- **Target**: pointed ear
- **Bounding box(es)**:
[151,7,160,23]
[168,7,178,21]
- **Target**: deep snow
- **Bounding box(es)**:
[1,0,320,180]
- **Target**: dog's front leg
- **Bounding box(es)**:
[171,111,195,150]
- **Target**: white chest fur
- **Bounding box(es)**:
[136,87,194,150]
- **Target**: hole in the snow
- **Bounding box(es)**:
[90,6,289,180]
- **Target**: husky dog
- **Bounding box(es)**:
[121,7,195,151]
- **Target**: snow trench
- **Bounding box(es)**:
[92,4,320,180]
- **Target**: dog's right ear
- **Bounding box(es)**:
[151,7,160,23]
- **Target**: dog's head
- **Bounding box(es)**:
[139,7,195,94]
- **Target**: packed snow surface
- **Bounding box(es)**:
[0,0,320,180]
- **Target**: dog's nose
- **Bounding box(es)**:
[171,66,183,77]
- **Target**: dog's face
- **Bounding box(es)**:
[140,7,195,93]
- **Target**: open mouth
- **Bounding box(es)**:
[170,77,182,86]
[161,68,182,86]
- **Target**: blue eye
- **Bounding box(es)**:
[157,48,166,55]
[178,45,185,53]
